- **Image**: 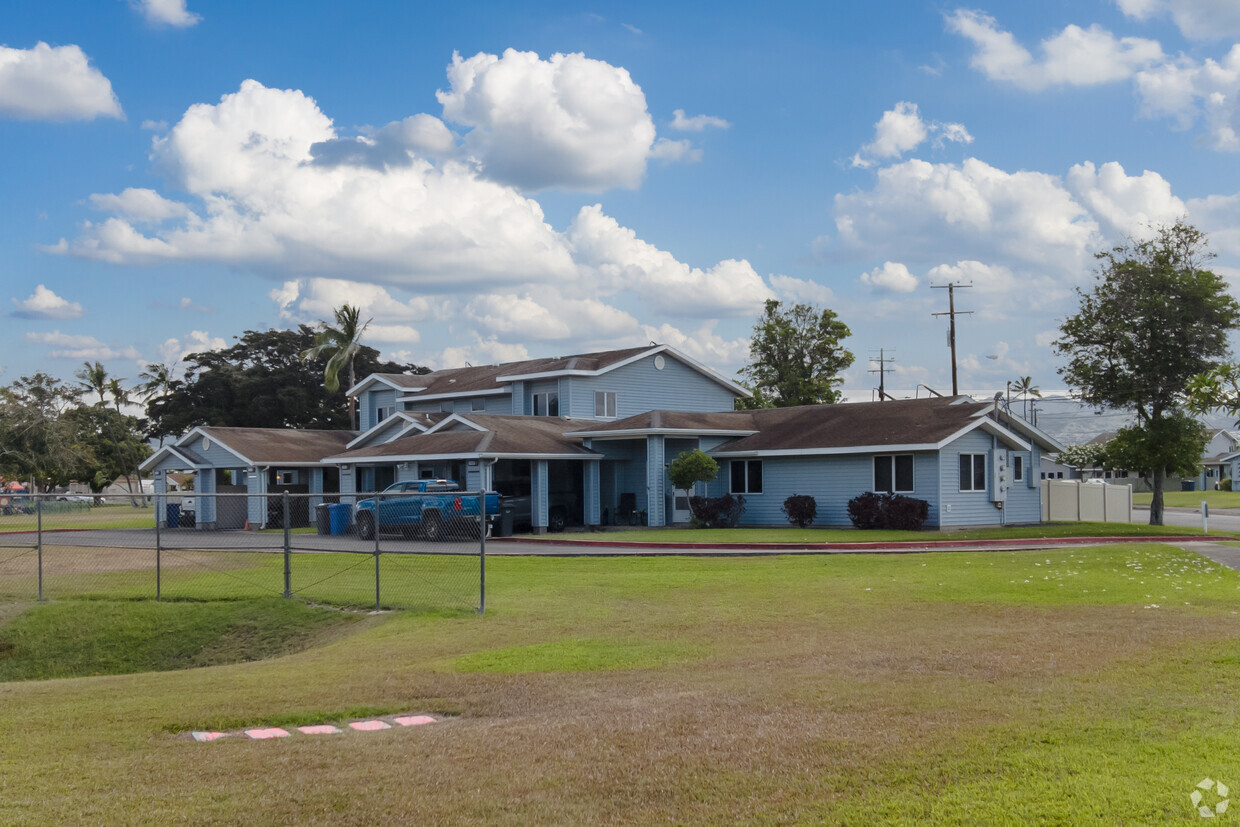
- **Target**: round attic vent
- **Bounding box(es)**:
[201,437,211,451]
[654,355,666,370]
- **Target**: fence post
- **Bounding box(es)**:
[154,496,162,602]
[36,494,44,602]
[283,491,291,599]
[478,491,486,616]
[374,491,382,611]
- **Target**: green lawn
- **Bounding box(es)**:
[3,543,1240,822]
[583,520,1228,544]
[1133,490,1240,508]
[0,502,154,532]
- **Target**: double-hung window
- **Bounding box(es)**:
[1012,454,1024,482]
[874,454,914,493]
[594,390,617,418]
[470,397,486,412]
[730,460,763,494]
[959,454,987,492]
[533,391,559,417]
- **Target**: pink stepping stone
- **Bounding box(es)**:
[349,720,392,732]
[298,724,342,735]
[245,727,291,740]
[191,731,227,742]
[394,716,436,727]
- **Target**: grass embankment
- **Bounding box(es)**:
[587,520,1226,544]
[0,598,362,681]
[3,544,1240,822]
[1134,490,1240,508]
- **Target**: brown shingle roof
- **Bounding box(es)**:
[363,345,661,398]
[330,415,598,460]
[572,397,997,452]
[196,427,358,464]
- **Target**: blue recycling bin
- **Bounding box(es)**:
[328,503,352,535]
[166,503,181,528]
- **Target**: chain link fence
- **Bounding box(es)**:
[0,492,488,613]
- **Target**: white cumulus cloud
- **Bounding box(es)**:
[946,9,1163,90]
[25,330,140,361]
[11,285,83,319]
[1065,160,1186,237]
[0,42,122,121]
[769,274,835,305]
[159,330,226,364]
[437,49,674,191]
[1136,46,1240,151]
[860,262,919,293]
[271,278,436,324]
[852,102,973,167]
[1115,0,1240,40]
[670,109,730,131]
[132,0,201,27]
[88,188,191,222]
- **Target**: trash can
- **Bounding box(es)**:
[166,503,180,528]
[328,503,352,535]
[495,504,515,537]
[314,503,331,535]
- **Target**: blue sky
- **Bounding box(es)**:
[4,0,1240,408]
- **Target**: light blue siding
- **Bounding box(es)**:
[584,460,601,524]
[646,435,665,526]
[722,452,940,527]
[181,436,248,468]
[510,381,525,415]
[565,353,737,419]
[404,394,510,415]
[360,389,396,431]
[532,460,548,529]
[938,429,1005,527]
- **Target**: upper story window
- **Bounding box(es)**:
[874,454,914,493]
[441,402,455,412]
[730,460,763,494]
[533,391,559,417]
[471,397,486,412]
[594,390,617,418]
[959,453,986,492]
[375,405,394,423]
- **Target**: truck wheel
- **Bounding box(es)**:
[548,507,567,533]
[421,511,443,541]
[357,512,375,541]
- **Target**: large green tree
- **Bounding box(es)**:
[1054,222,1240,524]
[0,374,88,491]
[146,326,426,439]
[738,300,854,408]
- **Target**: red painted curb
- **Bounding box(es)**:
[489,534,1236,551]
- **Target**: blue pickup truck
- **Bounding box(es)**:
[353,480,501,541]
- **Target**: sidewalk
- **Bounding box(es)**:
[487,533,1236,556]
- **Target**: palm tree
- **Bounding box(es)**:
[301,304,372,428]
[75,361,109,406]
[138,362,176,403]
[1011,376,1041,421]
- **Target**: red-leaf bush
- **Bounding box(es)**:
[847,492,929,531]
[781,494,817,528]
[689,494,746,528]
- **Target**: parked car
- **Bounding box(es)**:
[354,480,501,540]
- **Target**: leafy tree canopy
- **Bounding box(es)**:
[668,449,719,493]
[738,300,854,408]
[1054,221,1240,523]
[1055,442,1108,470]
[146,325,428,439]
[1103,414,1206,481]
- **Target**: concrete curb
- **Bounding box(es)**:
[488,534,1237,553]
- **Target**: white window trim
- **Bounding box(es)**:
[730,459,763,495]
[594,390,617,418]
[873,454,915,494]
[1012,453,1024,482]
[959,453,986,493]
[533,391,559,417]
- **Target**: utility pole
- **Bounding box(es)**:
[931,282,973,396]
[870,348,895,400]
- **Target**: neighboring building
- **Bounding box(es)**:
[141,344,1063,531]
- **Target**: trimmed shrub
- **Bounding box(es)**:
[846,492,885,530]
[781,494,817,528]
[1222,478,1233,491]
[688,494,746,528]
[847,492,930,531]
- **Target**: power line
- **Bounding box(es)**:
[869,348,895,401]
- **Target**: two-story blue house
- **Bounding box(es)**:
[141,344,1062,531]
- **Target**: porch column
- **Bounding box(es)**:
[532,459,549,534]
[339,464,356,506]
[246,467,266,529]
[584,459,601,528]
[153,470,168,528]
[646,435,665,527]
[196,469,216,529]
